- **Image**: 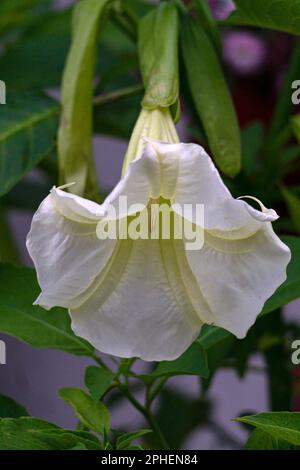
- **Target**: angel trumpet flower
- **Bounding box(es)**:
[27,110,291,361]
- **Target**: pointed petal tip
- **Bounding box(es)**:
[238,196,279,222]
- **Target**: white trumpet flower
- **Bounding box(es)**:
[27,141,291,361]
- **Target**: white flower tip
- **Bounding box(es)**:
[33,294,52,310]
[55,182,77,191]
[238,195,279,222]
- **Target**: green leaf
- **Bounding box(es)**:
[116,429,152,450]
[145,388,209,449]
[152,343,209,378]
[70,442,88,450]
[58,0,109,200]
[193,0,222,53]
[138,1,179,109]
[280,186,300,233]
[0,92,58,197]
[262,236,300,314]
[0,264,94,356]
[197,325,234,389]
[0,394,28,418]
[235,412,300,446]
[181,16,241,177]
[0,417,102,450]
[59,388,110,436]
[245,428,294,450]
[226,0,300,35]
[85,366,115,400]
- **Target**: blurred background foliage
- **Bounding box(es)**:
[0,0,300,450]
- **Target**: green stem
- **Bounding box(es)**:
[92,354,169,449]
[117,382,170,450]
[147,377,168,406]
[145,411,170,450]
[93,84,143,106]
[92,354,112,372]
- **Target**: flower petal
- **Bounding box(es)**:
[102,145,161,220]
[185,225,291,338]
[70,234,203,361]
[238,196,279,222]
[51,186,105,222]
[26,190,116,309]
[150,142,263,238]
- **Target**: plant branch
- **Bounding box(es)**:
[92,354,113,372]
[92,354,169,449]
[93,83,143,106]
[147,377,168,406]
[117,382,170,449]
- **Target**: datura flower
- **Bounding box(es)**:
[27,110,291,362]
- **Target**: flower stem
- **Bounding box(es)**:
[147,377,168,406]
[92,354,170,449]
[92,354,112,372]
[93,84,143,107]
[145,411,170,450]
[117,382,170,450]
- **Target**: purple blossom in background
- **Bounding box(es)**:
[208,0,236,20]
[223,31,267,75]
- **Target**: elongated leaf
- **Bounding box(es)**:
[59,388,110,436]
[0,93,58,197]
[152,343,209,378]
[0,265,94,356]
[226,0,300,35]
[245,428,294,450]
[58,0,109,200]
[197,325,234,389]
[193,0,221,53]
[138,1,179,109]
[116,429,152,450]
[85,366,115,400]
[0,417,102,450]
[181,16,241,177]
[235,412,300,446]
[280,186,300,233]
[70,442,88,450]
[0,395,28,418]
